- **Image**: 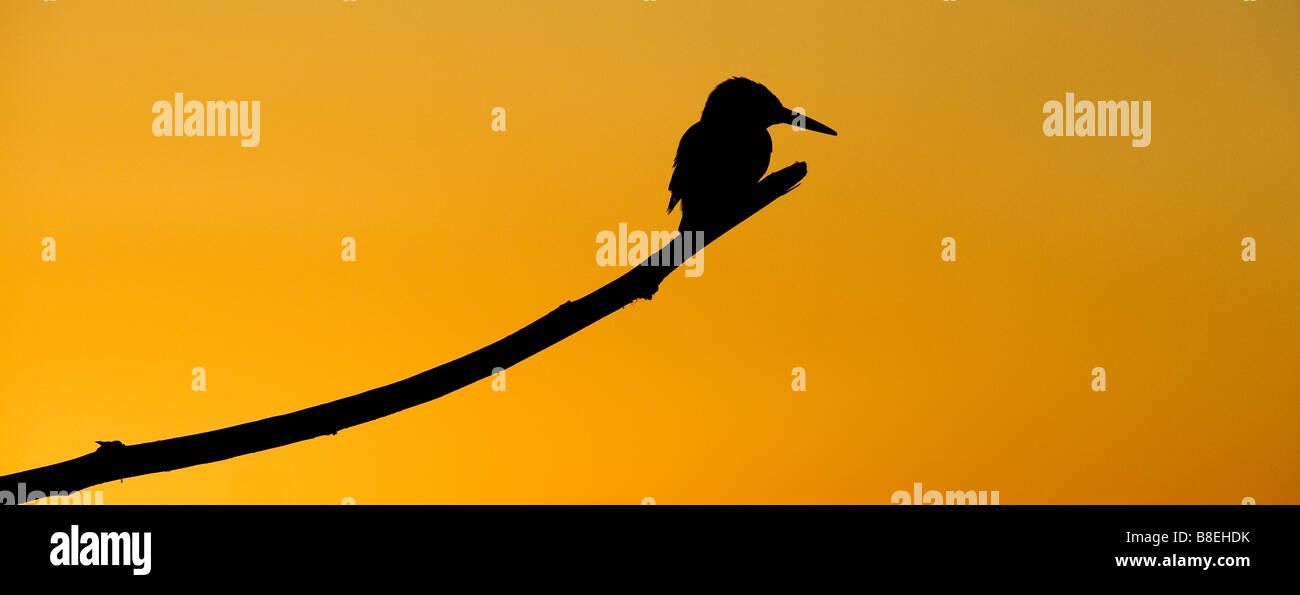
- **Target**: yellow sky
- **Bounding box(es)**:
[2,0,1297,503]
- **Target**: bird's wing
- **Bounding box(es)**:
[667,122,708,213]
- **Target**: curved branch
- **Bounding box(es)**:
[0,162,809,504]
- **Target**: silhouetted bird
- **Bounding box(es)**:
[669,77,836,231]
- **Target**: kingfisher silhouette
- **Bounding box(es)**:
[668,77,836,231]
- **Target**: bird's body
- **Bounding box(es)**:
[668,78,836,231]
[669,121,772,229]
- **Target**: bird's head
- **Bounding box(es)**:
[700,77,837,135]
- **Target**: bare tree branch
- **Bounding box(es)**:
[0,162,809,504]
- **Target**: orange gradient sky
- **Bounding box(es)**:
[2,0,1297,503]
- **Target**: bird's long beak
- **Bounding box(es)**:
[783,107,837,136]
